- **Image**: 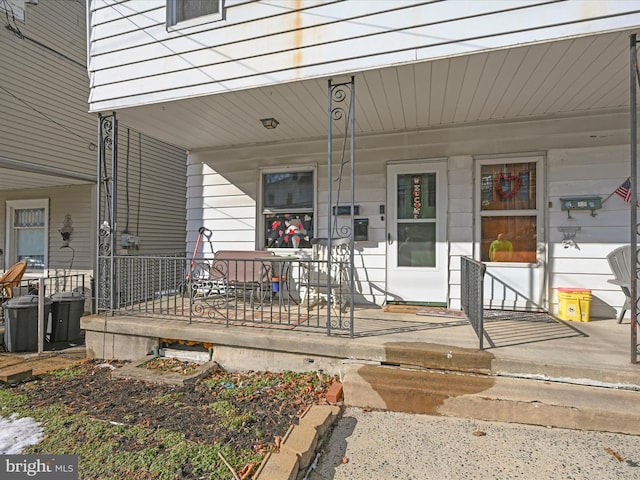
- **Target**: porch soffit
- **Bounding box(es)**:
[112,29,638,152]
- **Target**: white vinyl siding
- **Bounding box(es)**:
[87,1,640,112]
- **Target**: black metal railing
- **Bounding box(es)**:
[99,254,354,336]
[483,271,545,311]
[461,256,486,349]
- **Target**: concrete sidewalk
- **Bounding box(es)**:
[305,407,640,480]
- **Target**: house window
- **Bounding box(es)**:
[479,161,538,263]
[167,0,222,28]
[5,199,49,270]
[262,170,314,249]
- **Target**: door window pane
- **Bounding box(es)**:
[398,223,436,267]
[397,173,436,219]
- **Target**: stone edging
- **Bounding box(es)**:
[252,404,343,480]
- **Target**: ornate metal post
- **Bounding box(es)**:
[328,77,355,336]
[97,113,117,312]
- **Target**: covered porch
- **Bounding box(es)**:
[94,25,640,364]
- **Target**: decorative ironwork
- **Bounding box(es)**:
[328,79,354,241]
[328,77,356,336]
[97,113,117,311]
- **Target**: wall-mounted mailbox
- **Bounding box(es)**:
[560,196,602,217]
[354,218,368,241]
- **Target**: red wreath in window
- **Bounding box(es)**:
[494,174,522,199]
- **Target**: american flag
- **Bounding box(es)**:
[615,179,633,203]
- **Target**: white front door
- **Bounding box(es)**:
[386,161,448,303]
[476,156,546,310]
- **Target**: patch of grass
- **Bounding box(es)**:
[0,389,260,480]
[152,391,185,406]
[0,389,28,413]
[46,364,86,379]
[209,400,256,432]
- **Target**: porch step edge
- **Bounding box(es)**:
[492,358,640,390]
[341,364,640,435]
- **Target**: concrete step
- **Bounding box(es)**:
[342,364,640,435]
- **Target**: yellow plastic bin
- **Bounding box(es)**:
[557,288,592,322]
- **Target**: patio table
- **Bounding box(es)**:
[257,255,300,308]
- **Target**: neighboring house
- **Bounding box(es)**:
[86,0,640,319]
[0,0,187,293]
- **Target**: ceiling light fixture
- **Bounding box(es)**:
[260,117,279,129]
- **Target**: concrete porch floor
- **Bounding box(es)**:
[81,306,640,388]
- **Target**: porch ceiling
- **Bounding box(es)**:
[114,29,636,152]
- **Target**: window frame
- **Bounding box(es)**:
[166,0,223,30]
[5,199,49,272]
[259,166,317,250]
[475,156,543,265]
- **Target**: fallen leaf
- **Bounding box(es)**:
[341,457,349,464]
[239,462,257,480]
[472,430,486,436]
[605,447,624,462]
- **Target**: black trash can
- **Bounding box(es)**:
[3,295,52,352]
[50,292,85,343]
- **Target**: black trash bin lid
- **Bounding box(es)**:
[4,295,53,308]
[50,292,84,302]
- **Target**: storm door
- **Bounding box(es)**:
[386,161,448,303]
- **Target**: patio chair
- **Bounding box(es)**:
[606,245,635,323]
[207,250,274,307]
[302,237,352,312]
[0,260,28,309]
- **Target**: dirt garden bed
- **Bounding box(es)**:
[0,359,336,479]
